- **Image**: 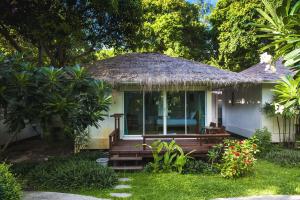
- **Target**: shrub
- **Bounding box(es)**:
[219,137,259,178]
[144,140,194,173]
[26,160,117,191]
[11,151,106,178]
[253,128,272,156]
[264,149,300,167]
[182,159,216,174]
[0,163,22,200]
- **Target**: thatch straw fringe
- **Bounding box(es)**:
[88,53,259,90]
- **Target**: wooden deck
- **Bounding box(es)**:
[110,139,218,158]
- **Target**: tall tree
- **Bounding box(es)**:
[0,0,142,67]
[133,0,211,61]
[209,0,279,71]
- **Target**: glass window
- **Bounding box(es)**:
[186,91,206,134]
[167,91,185,134]
[124,92,143,135]
[145,92,163,135]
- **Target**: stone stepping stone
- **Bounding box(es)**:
[114,184,132,189]
[110,193,132,198]
[118,178,132,182]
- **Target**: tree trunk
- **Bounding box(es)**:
[276,116,281,143]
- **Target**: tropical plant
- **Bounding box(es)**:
[143,140,164,173]
[161,140,178,172]
[207,143,224,169]
[0,163,22,200]
[219,137,259,178]
[0,53,111,154]
[174,145,195,174]
[273,76,300,109]
[253,127,272,156]
[143,140,194,173]
[256,0,300,68]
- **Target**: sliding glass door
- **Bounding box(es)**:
[186,91,205,134]
[167,92,186,134]
[123,90,205,136]
[145,92,163,134]
[124,92,143,135]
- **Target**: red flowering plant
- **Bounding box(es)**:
[219,137,259,178]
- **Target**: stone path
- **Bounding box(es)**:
[214,195,300,200]
[23,192,110,200]
[109,178,132,198]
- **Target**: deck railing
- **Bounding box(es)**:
[109,128,120,149]
[108,113,123,149]
[142,133,230,150]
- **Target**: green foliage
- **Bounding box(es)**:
[253,128,273,156]
[11,151,106,178]
[0,163,22,200]
[134,0,211,61]
[273,75,300,111]
[12,151,115,191]
[264,149,300,167]
[209,0,273,71]
[208,143,223,167]
[256,0,300,68]
[218,137,259,178]
[26,160,117,191]
[174,144,195,174]
[0,53,111,152]
[144,140,193,173]
[0,0,143,66]
[182,159,216,174]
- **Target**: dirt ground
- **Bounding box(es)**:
[1,137,73,163]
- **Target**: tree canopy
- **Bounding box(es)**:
[0,0,142,67]
[133,0,211,61]
[209,0,278,71]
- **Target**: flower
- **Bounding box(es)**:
[274,103,284,114]
[229,146,235,149]
[234,152,240,157]
[260,52,272,64]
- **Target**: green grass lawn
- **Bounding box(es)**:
[76,160,300,200]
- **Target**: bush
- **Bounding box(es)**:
[264,149,300,167]
[26,159,117,191]
[11,151,107,179]
[182,159,216,174]
[219,137,259,178]
[144,140,194,173]
[0,163,22,200]
[253,128,272,156]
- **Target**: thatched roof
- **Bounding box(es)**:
[240,59,294,83]
[88,53,256,88]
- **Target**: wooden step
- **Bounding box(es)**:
[110,155,143,161]
[111,166,143,171]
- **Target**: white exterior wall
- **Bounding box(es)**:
[222,83,297,142]
[87,89,124,149]
[261,83,296,142]
[222,85,262,138]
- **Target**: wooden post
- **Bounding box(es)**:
[110,113,123,140]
